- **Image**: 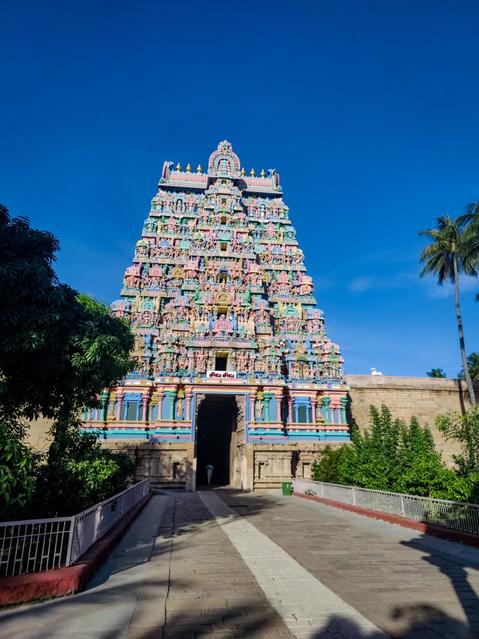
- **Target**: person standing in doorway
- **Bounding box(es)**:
[206,463,214,486]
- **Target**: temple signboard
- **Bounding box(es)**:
[206,370,237,379]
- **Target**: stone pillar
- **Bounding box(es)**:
[142,394,149,423]
[322,396,331,424]
[185,391,192,420]
[107,391,116,422]
[311,394,317,424]
[115,392,123,421]
[340,396,348,424]
[157,390,164,422]
[100,391,108,423]
[167,390,177,421]
[263,393,272,422]
[287,397,293,425]
[249,394,256,423]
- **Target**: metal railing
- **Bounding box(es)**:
[0,480,150,578]
[293,478,479,536]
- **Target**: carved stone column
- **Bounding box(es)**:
[249,394,256,423]
[340,396,348,424]
[311,393,317,424]
[115,392,123,421]
[157,390,165,422]
[287,397,293,425]
[142,394,149,423]
[185,391,193,420]
[322,396,331,424]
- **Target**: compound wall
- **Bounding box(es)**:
[347,375,479,464]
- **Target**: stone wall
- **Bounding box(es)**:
[27,416,54,452]
[28,375,479,481]
[347,375,479,463]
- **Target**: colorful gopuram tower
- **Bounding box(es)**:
[82,141,349,489]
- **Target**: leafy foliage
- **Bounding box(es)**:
[0,206,136,520]
[0,205,134,421]
[419,213,478,284]
[34,417,135,517]
[312,405,479,501]
[426,368,446,378]
[419,212,479,406]
[436,408,479,474]
[0,424,39,519]
[309,445,343,483]
[459,353,479,381]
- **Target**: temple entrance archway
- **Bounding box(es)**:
[195,394,246,488]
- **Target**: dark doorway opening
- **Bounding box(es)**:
[196,395,237,487]
[215,354,228,371]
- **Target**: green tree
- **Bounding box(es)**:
[436,408,479,474]
[459,353,479,381]
[311,405,473,500]
[0,206,136,519]
[34,416,135,517]
[0,205,134,421]
[336,406,402,490]
[393,417,450,497]
[311,446,345,482]
[0,423,39,519]
[426,368,447,378]
[419,214,478,406]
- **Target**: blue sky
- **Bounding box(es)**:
[1,0,478,377]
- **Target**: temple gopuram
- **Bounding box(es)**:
[82,141,349,489]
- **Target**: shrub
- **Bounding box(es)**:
[436,408,479,474]
[33,417,135,517]
[310,405,479,501]
[0,423,39,519]
[311,446,344,482]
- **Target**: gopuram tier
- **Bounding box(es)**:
[82,141,349,490]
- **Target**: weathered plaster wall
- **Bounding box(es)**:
[347,375,479,463]
[27,416,53,452]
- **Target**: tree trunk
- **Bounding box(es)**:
[453,255,477,407]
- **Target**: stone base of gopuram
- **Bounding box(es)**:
[249,441,343,490]
[104,440,343,492]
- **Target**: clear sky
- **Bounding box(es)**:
[1,0,478,377]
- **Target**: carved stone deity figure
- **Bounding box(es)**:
[177,352,188,370]
[256,397,264,419]
[195,350,207,372]
[166,216,177,232]
[237,350,248,372]
[213,314,233,334]
[176,395,184,419]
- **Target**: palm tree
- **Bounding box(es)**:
[426,368,446,378]
[419,214,477,406]
[465,202,479,303]
[459,353,479,381]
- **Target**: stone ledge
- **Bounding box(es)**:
[347,374,479,392]
[0,493,151,607]
[295,493,479,549]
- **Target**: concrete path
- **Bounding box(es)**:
[0,492,292,639]
[221,490,479,638]
[2,490,479,638]
[199,491,385,638]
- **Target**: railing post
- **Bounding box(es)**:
[351,487,357,506]
[400,495,405,516]
[65,516,76,566]
[320,482,324,498]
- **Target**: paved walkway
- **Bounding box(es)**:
[1,490,479,638]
